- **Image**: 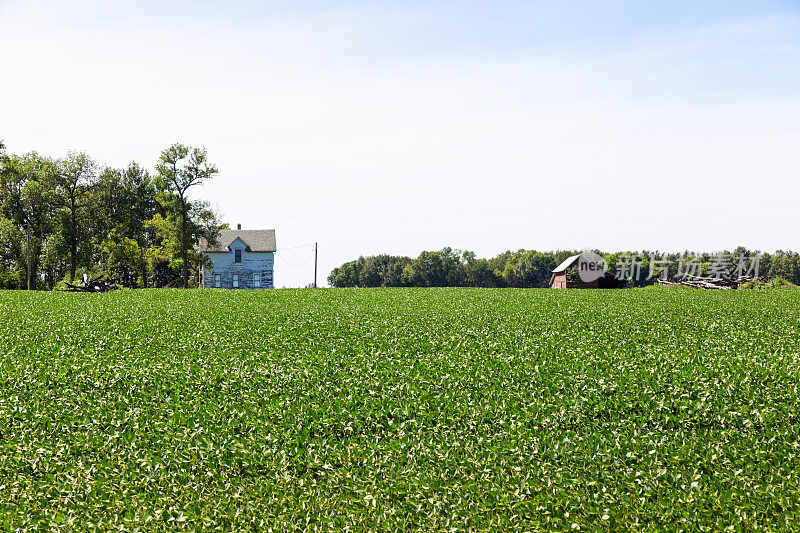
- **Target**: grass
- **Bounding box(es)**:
[1,288,800,531]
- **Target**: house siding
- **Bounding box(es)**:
[202,245,275,289]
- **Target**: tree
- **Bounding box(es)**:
[770,251,800,284]
[328,260,361,287]
[0,142,20,287]
[463,251,503,287]
[513,251,557,288]
[402,247,465,287]
[156,144,218,288]
[92,163,158,287]
[102,230,143,287]
[53,152,97,281]
[0,153,56,289]
[145,200,224,288]
[0,215,22,288]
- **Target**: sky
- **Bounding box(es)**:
[1,0,798,287]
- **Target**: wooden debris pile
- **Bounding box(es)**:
[657,274,760,290]
[63,275,120,293]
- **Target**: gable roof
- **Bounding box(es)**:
[551,253,613,277]
[552,254,582,273]
[199,229,276,253]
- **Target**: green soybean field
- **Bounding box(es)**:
[1,288,800,531]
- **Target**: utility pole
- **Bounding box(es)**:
[314,242,318,288]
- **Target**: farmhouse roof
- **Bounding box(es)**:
[199,229,277,253]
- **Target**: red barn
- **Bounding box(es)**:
[549,254,625,289]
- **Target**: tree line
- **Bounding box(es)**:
[0,140,222,290]
[328,247,800,288]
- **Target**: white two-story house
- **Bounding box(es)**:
[199,226,276,289]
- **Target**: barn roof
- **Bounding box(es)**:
[552,254,582,273]
[551,253,614,277]
[199,229,276,253]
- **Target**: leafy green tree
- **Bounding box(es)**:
[0,142,20,287]
[381,256,411,287]
[463,251,503,287]
[327,255,410,287]
[402,248,465,287]
[770,251,800,284]
[38,231,65,288]
[53,152,97,281]
[145,200,224,288]
[328,260,361,287]
[358,255,410,287]
[0,215,22,288]
[92,163,158,287]
[513,251,557,288]
[0,153,56,289]
[359,257,383,287]
[102,230,143,287]
[156,144,218,288]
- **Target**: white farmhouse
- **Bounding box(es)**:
[199,225,276,289]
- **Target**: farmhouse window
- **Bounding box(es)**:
[232,274,239,288]
[253,272,261,288]
[214,273,221,288]
[235,249,242,263]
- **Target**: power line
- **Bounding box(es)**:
[274,242,320,287]
[275,243,315,252]
[277,250,316,268]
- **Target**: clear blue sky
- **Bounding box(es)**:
[1,1,798,286]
